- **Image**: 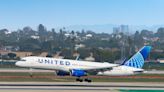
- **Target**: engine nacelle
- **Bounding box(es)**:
[57,70,70,76]
[71,69,86,77]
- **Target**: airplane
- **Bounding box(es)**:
[15,46,151,82]
[15,56,118,82]
[97,46,152,76]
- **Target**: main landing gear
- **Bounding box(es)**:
[29,68,33,78]
[76,78,92,82]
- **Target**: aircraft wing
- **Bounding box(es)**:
[86,64,120,73]
[70,63,119,72]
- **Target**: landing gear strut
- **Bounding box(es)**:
[29,68,33,77]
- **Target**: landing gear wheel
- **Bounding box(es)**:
[84,78,92,83]
[76,78,83,82]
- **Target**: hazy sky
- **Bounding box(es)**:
[0,0,164,31]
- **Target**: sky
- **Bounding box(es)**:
[0,0,164,31]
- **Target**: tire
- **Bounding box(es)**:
[84,78,92,83]
[76,78,83,82]
[79,79,83,82]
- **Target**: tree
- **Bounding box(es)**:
[60,48,74,59]
[38,24,47,34]
[77,48,90,59]
[41,41,53,51]
[38,24,47,42]
[19,38,41,51]
[156,27,164,39]
[140,30,153,37]
[134,31,144,47]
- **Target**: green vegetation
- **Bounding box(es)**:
[144,62,164,70]
[1,24,164,63]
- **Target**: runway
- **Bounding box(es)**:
[0,82,163,92]
[0,69,164,74]
[0,69,54,73]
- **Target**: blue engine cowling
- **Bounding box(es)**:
[71,69,86,77]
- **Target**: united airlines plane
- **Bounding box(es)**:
[15,46,151,82]
[15,55,118,82]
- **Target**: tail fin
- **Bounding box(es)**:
[124,46,151,68]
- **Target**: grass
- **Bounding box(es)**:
[92,78,164,82]
[0,72,163,82]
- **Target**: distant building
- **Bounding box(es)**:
[82,34,93,40]
[39,52,48,57]
[64,32,78,39]
[101,38,110,41]
[85,56,95,61]
[31,35,40,39]
[5,31,11,34]
[84,53,95,61]
[86,34,93,38]
[15,52,32,57]
[75,44,85,50]
[151,37,159,42]
[157,59,164,63]
[120,25,129,35]
[64,33,71,37]
[113,27,120,34]
[3,46,19,51]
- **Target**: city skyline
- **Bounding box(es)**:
[0,0,164,32]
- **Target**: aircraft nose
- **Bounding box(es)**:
[15,61,24,67]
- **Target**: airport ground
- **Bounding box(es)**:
[0,82,163,92]
[0,69,163,92]
[0,69,164,82]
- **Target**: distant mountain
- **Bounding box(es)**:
[56,24,164,34]
[65,24,118,33]
[129,25,164,33]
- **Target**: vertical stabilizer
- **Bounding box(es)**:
[124,46,151,68]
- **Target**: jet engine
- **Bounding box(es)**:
[71,69,86,77]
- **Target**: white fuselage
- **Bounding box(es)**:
[97,66,144,76]
[15,56,118,72]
